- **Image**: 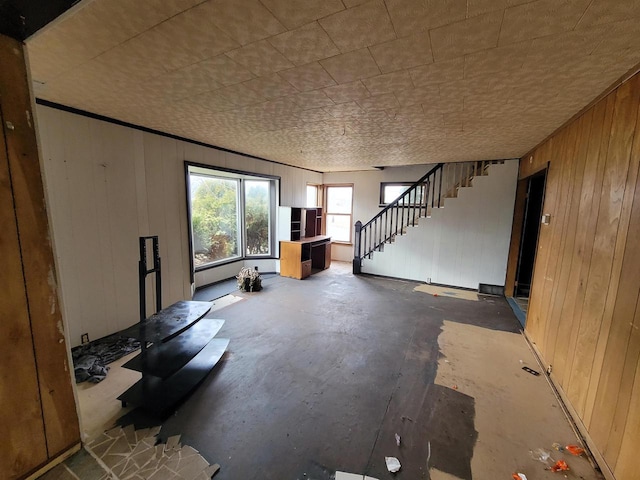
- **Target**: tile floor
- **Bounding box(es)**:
[40,425,220,480]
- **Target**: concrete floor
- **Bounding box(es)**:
[71,262,601,480]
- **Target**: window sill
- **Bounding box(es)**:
[195,255,279,272]
[194,257,243,272]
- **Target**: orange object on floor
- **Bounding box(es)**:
[551,460,569,472]
[565,445,585,456]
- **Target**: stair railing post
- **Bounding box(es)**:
[353,220,362,274]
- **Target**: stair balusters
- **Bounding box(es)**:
[353,160,505,274]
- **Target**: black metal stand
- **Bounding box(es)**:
[139,236,162,322]
[118,236,226,413]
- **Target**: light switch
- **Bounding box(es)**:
[541,214,551,225]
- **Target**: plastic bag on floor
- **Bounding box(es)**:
[385,457,401,473]
[530,448,553,466]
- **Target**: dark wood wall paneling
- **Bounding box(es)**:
[0,34,80,478]
[521,73,640,479]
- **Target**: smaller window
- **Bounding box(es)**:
[380,182,426,206]
[325,185,353,243]
[306,184,319,207]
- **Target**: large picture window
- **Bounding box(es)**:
[187,164,278,269]
[325,184,353,243]
[190,175,240,266]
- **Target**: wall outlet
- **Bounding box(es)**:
[81,333,89,344]
[426,277,431,284]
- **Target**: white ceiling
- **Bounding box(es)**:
[26,0,640,172]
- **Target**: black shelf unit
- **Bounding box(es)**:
[117,237,229,414]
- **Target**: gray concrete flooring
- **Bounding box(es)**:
[104,262,602,480]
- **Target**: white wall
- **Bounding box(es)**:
[323,164,437,262]
[37,105,321,346]
[361,161,519,289]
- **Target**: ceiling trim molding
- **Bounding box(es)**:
[35,98,324,174]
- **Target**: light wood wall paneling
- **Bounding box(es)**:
[608,142,640,475]
[588,84,640,466]
[522,71,640,477]
[567,78,640,418]
[545,113,592,367]
[584,75,640,429]
[551,107,595,387]
[0,82,49,478]
[560,96,613,390]
[613,326,640,480]
[526,138,560,347]
[0,35,79,460]
[536,129,571,356]
[504,178,527,298]
[541,120,581,363]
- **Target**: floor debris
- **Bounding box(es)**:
[512,474,528,480]
[550,460,570,472]
[522,366,541,376]
[85,424,220,479]
[530,448,553,466]
[395,433,401,446]
[385,457,401,473]
[72,335,140,383]
[565,445,585,456]
[413,284,479,301]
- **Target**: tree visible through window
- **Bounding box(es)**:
[245,180,270,255]
[190,175,239,266]
[188,165,277,269]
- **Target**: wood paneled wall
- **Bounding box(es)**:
[36,105,323,347]
[521,72,640,479]
[0,34,79,478]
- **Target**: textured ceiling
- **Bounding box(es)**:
[26,0,640,171]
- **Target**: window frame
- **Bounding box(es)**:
[379,181,426,207]
[185,162,280,278]
[306,183,322,208]
[324,183,354,244]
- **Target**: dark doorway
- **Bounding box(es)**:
[514,170,547,317]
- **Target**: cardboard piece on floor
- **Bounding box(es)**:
[335,472,379,480]
[335,472,363,480]
[413,284,479,301]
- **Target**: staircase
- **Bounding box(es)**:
[353,160,519,290]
